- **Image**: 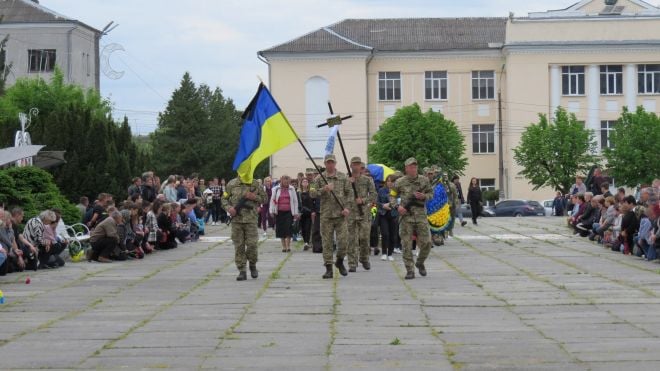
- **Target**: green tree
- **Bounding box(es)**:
[603,107,660,187]
[368,103,468,174]
[151,73,244,180]
[0,69,149,201]
[513,107,599,194]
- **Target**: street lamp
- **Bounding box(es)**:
[14,108,39,166]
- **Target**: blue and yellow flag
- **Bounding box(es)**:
[232,84,298,184]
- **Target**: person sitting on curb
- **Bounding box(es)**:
[88,211,123,263]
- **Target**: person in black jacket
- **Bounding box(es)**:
[141,176,157,203]
[620,196,638,255]
[298,178,315,251]
[156,203,177,250]
[452,176,468,227]
[466,177,482,225]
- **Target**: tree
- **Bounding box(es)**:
[368,103,468,174]
[603,106,660,187]
[151,73,244,180]
[0,69,149,201]
[513,107,599,194]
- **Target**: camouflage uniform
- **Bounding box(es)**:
[389,158,434,274]
[310,158,352,266]
[222,178,267,273]
[446,177,459,237]
[347,157,377,269]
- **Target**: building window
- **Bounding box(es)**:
[638,64,660,94]
[472,124,495,154]
[472,71,494,100]
[600,65,622,95]
[600,120,616,149]
[378,72,401,101]
[28,49,56,73]
[562,66,585,96]
[479,178,496,206]
[425,71,447,100]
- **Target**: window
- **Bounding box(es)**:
[600,65,622,95]
[600,120,616,149]
[378,72,401,101]
[638,64,660,94]
[425,71,447,100]
[472,71,494,100]
[28,49,56,73]
[562,66,585,96]
[472,124,495,154]
[479,178,496,206]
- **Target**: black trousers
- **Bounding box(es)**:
[312,213,322,252]
[379,213,397,256]
[300,213,312,244]
[91,237,116,260]
[469,201,481,223]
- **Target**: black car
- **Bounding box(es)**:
[483,200,546,217]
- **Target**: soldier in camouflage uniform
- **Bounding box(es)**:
[389,157,434,279]
[222,177,267,281]
[444,171,460,237]
[310,154,352,279]
[347,156,377,272]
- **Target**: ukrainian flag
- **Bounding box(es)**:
[232,84,298,184]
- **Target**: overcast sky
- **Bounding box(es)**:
[42,0,658,134]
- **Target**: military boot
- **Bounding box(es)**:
[361,260,371,270]
[322,264,333,279]
[249,263,258,279]
[405,270,415,280]
[415,262,427,277]
[335,258,348,276]
[236,271,247,281]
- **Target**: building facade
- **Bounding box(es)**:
[259,0,660,200]
[0,0,100,90]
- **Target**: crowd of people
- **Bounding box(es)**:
[562,171,660,260]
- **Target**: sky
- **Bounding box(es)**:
[40,0,658,134]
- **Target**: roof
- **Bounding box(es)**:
[0,0,100,33]
[260,17,507,55]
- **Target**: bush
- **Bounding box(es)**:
[482,189,500,203]
[0,166,80,224]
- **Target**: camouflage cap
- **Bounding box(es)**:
[430,165,440,173]
[422,167,431,174]
[324,154,337,163]
[350,156,362,164]
[404,157,418,166]
[305,168,316,174]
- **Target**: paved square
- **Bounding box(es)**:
[2,217,660,370]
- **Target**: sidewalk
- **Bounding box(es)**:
[2,218,660,370]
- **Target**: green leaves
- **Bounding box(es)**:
[150,73,243,180]
[513,107,598,194]
[603,107,660,187]
[368,104,468,175]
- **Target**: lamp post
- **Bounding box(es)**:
[14,108,39,167]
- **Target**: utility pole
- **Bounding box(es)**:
[498,64,505,201]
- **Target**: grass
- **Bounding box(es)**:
[389,337,401,346]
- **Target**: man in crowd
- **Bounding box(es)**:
[389,158,433,280]
[223,175,267,281]
[452,175,468,227]
[88,210,123,263]
[311,154,352,279]
[347,157,377,273]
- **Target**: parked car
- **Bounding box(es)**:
[484,200,546,217]
[459,203,492,219]
[541,199,554,216]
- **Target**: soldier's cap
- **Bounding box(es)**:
[350,156,362,164]
[305,168,315,174]
[404,157,418,166]
[430,165,440,173]
[422,167,431,174]
[324,154,336,163]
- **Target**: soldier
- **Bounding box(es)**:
[389,157,434,279]
[222,177,267,281]
[310,154,352,279]
[347,157,377,272]
[443,170,460,238]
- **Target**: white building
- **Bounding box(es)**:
[0,0,100,90]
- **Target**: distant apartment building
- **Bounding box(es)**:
[258,0,660,200]
[0,0,100,90]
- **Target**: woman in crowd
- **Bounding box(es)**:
[298,178,314,251]
[164,175,178,202]
[270,175,299,253]
[467,177,482,225]
[260,177,274,237]
[157,203,177,250]
[378,174,398,261]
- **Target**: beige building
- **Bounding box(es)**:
[0,0,101,90]
[258,0,660,201]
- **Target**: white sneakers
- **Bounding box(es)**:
[388,256,394,261]
[393,248,402,254]
[381,254,387,261]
